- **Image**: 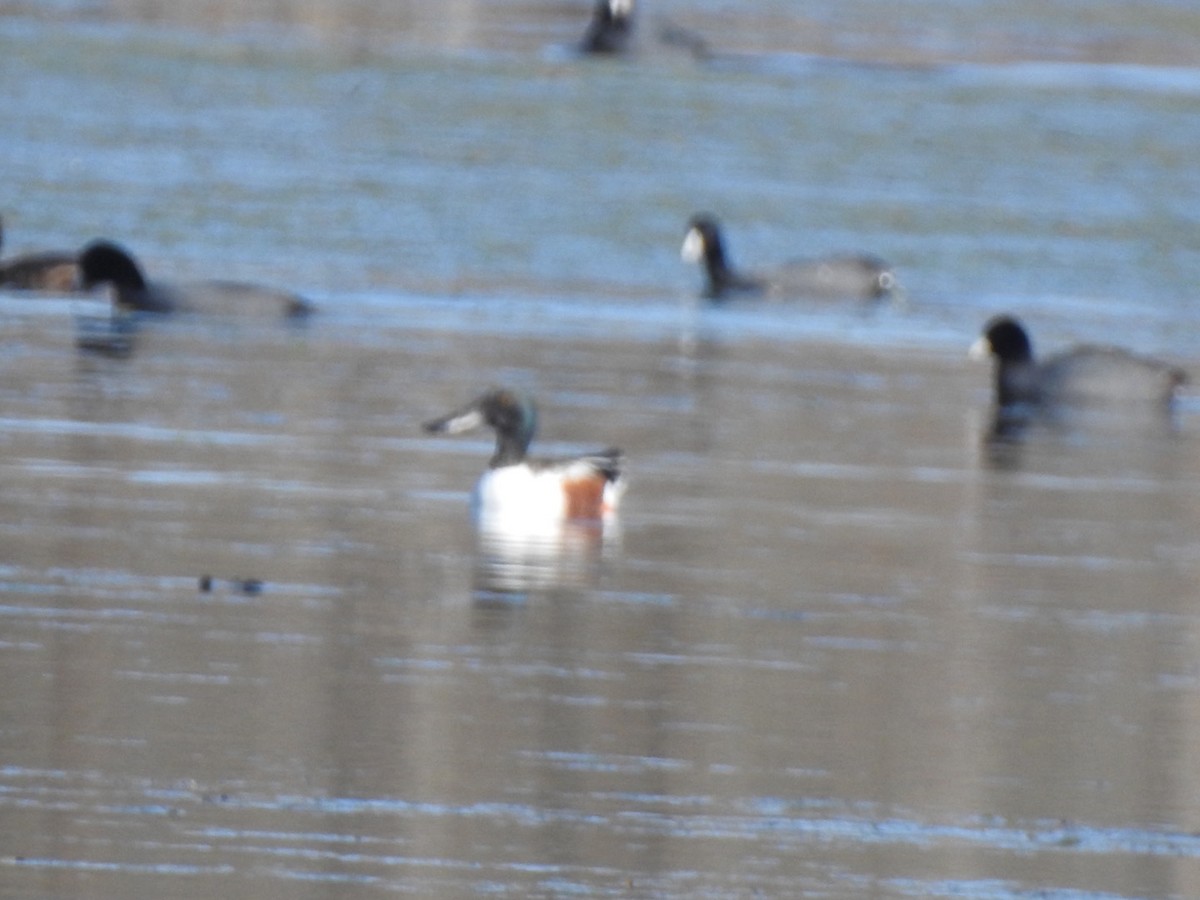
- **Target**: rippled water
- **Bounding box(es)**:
[3,3,1200,898]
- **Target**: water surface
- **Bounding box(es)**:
[2,4,1200,898]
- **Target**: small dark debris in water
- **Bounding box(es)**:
[198,575,265,595]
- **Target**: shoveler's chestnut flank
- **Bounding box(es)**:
[423,389,623,528]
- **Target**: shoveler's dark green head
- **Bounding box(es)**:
[423,388,538,468]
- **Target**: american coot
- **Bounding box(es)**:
[970,315,1186,408]
[681,214,896,301]
[79,239,313,317]
[580,0,635,55]
[0,217,78,292]
[424,388,624,530]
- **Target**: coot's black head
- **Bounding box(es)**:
[974,315,1034,364]
[581,0,635,54]
[681,214,726,268]
[594,0,634,24]
[79,240,147,291]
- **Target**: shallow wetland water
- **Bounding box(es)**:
[2,2,1200,897]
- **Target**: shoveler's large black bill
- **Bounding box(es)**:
[422,404,485,435]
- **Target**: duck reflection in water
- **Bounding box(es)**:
[970,314,1188,466]
[472,520,619,601]
[423,388,624,595]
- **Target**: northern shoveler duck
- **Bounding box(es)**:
[0,216,78,292]
[423,389,623,529]
[970,315,1186,408]
[681,213,896,302]
[79,239,313,317]
[580,0,635,55]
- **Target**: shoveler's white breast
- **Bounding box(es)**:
[472,462,620,533]
[473,465,570,533]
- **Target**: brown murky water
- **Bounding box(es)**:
[3,3,1200,898]
[2,300,1198,898]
